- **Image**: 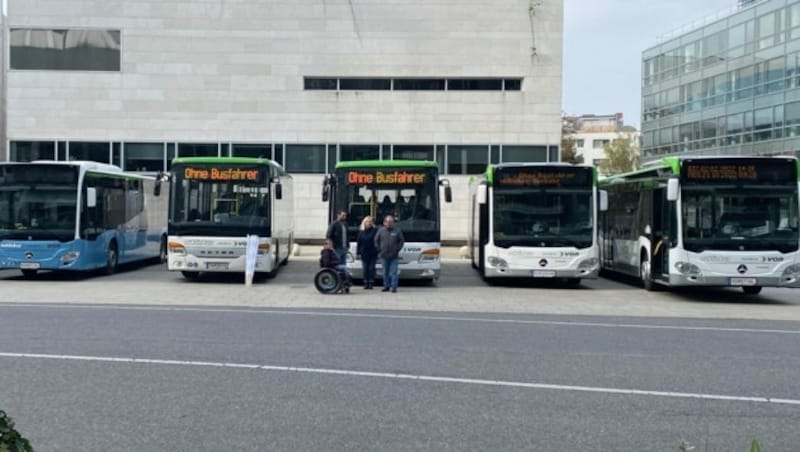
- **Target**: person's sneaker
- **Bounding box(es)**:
[391,288,397,293]
[381,287,390,292]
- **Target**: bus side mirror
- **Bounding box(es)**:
[154,173,163,197]
[275,182,283,200]
[477,184,488,205]
[667,178,679,202]
[86,187,98,208]
[440,179,453,203]
[599,190,608,212]
[322,185,329,203]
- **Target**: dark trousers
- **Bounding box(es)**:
[361,254,377,284]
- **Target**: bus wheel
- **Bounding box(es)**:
[640,255,654,291]
[159,236,168,263]
[104,243,118,276]
[181,271,200,281]
[21,269,37,279]
[742,286,762,295]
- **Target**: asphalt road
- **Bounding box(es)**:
[1,304,799,451]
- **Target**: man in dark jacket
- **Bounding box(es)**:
[374,215,404,293]
[326,210,349,264]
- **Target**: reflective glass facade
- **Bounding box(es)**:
[642,0,800,160]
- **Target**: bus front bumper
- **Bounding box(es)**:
[668,274,800,288]
[168,255,274,273]
[485,266,600,279]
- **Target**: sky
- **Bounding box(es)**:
[563,0,734,129]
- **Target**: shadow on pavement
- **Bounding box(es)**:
[666,288,795,306]
[0,259,163,282]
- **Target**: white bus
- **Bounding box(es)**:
[0,161,168,277]
[322,160,452,282]
[167,157,294,280]
[469,163,606,284]
[600,156,800,294]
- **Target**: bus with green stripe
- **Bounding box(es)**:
[167,157,294,280]
[468,163,607,284]
[0,161,168,277]
[322,160,452,281]
[599,156,800,295]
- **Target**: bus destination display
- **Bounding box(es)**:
[682,159,795,183]
[346,170,427,185]
[495,167,592,187]
[182,166,261,182]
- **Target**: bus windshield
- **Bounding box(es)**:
[170,165,271,237]
[682,186,799,252]
[0,165,79,242]
[335,167,439,242]
[493,187,594,249]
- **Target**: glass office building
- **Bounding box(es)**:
[641,0,800,161]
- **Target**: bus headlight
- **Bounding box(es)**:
[168,242,186,256]
[257,243,270,255]
[487,256,508,268]
[782,264,800,277]
[577,258,599,270]
[418,249,440,263]
[674,261,701,275]
[61,251,80,264]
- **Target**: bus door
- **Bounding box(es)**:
[651,187,670,279]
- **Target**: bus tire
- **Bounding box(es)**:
[640,252,654,291]
[21,269,37,279]
[742,286,762,295]
[104,242,119,276]
[181,271,200,281]
[159,236,168,263]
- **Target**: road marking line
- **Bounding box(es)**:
[1,303,799,335]
[1,351,798,406]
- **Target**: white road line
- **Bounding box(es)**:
[1,351,798,406]
[1,303,799,335]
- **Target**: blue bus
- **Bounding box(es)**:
[0,161,168,277]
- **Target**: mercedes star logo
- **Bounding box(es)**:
[539,259,548,267]
[24,251,34,260]
[737,264,748,275]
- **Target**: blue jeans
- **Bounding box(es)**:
[381,257,399,289]
[361,254,377,284]
[334,264,350,284]
[335,248,348,265]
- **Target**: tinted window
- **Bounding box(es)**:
[10,141,55,162]
[340,145,380,162]
[68,142,110,163]
[232,144,272,159]
[10,29,121,71]
[284,144,326,173]
[124,143,164,172]
[339,79,391,90]
[502,146,548,163]
[448,79,503,90]
[304,78,337,90]
[503,79,522,90]
[392,145,434,161]
[178,143,218,158]
[447,145,488,174]
[394,79,445,90]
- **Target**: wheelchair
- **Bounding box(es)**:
[314,267,351,294]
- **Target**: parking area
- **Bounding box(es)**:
[2,255,799,321]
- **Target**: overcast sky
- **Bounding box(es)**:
[563,0,735,128]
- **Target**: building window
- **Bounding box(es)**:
[339,145,380,162]
[548,145,559,162]
[501,146,548,163]
[10,29,121,71]
[10,141,56,162]
[304,78,337,90]
[178,143,218,158]
[392,145,434,161]
[124,143,165,172]
[68,142,110,163]
[339,78,391,90]
[786,102,800,137]
[232,144,271,159]
[503,79,522,91]
[447,79,503,90]
[284,144,326,173]
[575,139,585,148]
[446,145,488,175]
[394,79,445,90]
[592,139,610,149]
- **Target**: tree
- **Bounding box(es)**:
[600,136,639,175]
[560,114,584,164]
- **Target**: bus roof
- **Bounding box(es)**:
[26,160,124,173]
[484,162,596,185]
[335,160,439,170]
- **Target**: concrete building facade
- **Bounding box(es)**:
[641,0,800,162]
[568,113,639,172]
[4,0,564,241]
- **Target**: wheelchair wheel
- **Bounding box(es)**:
[314,268,342,294]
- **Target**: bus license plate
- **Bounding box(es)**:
[729,277,757,286]
[530,270,556,278]
[206,262,229,270]
[20,262,40,270]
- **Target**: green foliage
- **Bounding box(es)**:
[560,136,584,164]
[0,411,33,452]
[750,439,763,452]
[600,137,640,175]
